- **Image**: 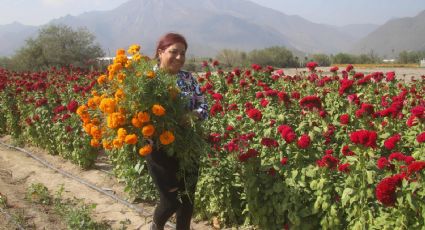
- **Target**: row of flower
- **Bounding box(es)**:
[1,53,424,229]
[195,62,425,229]
[0,66,99,167]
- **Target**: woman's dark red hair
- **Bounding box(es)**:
[155,33,188,59]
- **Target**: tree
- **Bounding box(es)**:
[248,46,298,68]
[215,49,248,68]
[12,24,104,71]
[311,54,331,66]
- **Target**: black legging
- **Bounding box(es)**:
[146,149,198,230]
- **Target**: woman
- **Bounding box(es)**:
[146,33,208,230]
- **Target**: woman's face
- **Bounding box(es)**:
[158,42,186,74]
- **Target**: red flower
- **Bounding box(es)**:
[330,66,339,73]
[67,100,79,113]
[299,95,322,110]
[339,79,354,95]
[210,103,223,117]
[385,71,396,81]
[345,64,354,72]
[260,98,269,107]
[212,93,223,101]
[238,149,259,162]
[280,157,288,166]
[416,132,425,143]
[411,105,424,119]
[246,108,262,122]
[376,174,404,206]
[317,155,339,169]
[297,134,311,149]
[407,161,425,175]
[349,130,377,148]
[384,134,401,150]
[306,62,318,71]
[261,137,279,148]
[388,152,406,162]
[277,125,297,143]
[338,163,350,173]
[339,114,350,125]
[377,157,392,170]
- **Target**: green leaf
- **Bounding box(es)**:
[341,188,353,206]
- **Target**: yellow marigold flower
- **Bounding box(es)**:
[106,112,125,129]
[117,128,127,141]
[152,104,166,116]
[132,53,142,62]
[142,124,155,137]
[112,138,123,148]
[127,44,140,55]
[159,131,175,145]
[146,70,155,78]
[139,144,152,156]
[97,74,107,84]
[131,117,142,128]
[125,59,132,68]
[124,134,138,145]
[116,49,126,56]
[90,139,100,147]
[102,140,113,150]
[115,89,125,101]
[99,98,116,114]
[137,111,150,123]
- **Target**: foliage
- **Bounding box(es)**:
[26,183,52,205]
[398,50,425,64]
[196,61,425,229]
[10,24,104,71]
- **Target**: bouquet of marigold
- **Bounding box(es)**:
[77,44,207,167]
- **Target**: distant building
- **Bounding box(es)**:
[382,59,395,63]
[421,59,425,67]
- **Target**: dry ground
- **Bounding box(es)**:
[0,136,212,230]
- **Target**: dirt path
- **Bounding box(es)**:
[0,136,212,230]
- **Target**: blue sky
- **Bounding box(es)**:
[1,0,424,26]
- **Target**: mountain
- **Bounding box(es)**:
[337,24,379,40]
[351,10,425,57]
[0,22,38,56]
[0,0,422,57]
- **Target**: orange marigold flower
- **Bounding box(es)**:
[91,90,99,96]
[131,117,142,128]
[112,138,123,148]
[90,139,100,147]
[159,131,175,145]
[107,112,125,129]
[117,128,127,141]
[116,49,126,56]
[76,105,88,117]
[132,53,142,62]
[90,126,102,139]
[97,74,107,84]
[83,123,93,134]
[81,113,91,124]
[152,104,166,116]
[124,134,138,145]
[146,70,155,78]
[99,98,116,114]
[139,144,152,156]
[117,73,126,82]
[88,96,101,109]
[142,124,155,137]
[137,111,150,123]
[102,140,113,150]
[125,60,132,68]
[115,89,125,101]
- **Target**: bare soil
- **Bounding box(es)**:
[0,136,212,230]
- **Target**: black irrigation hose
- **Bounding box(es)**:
[0,206,26,230]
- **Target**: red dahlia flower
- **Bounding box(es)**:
[417,132,425,143]
[297,134,311,149]
[246,108,262,122]
[376,174,404,206]
[299,95,322,110]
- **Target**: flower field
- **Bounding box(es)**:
[0,56,424,229]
